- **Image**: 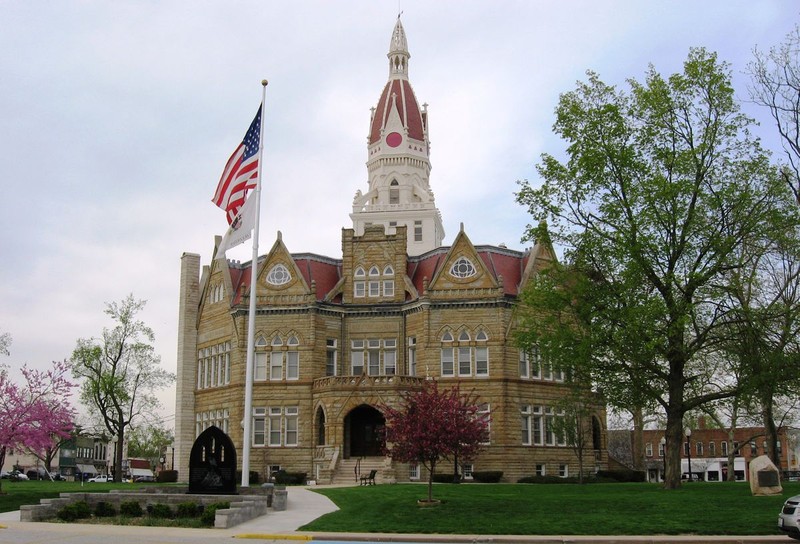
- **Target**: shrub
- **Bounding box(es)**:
[432,473,460,483]
[235,470,260,484]
[146,503,173,518]
[157,469,178,483]
[517,475,581,484]
[594,470,646,482]
[176,501,201,518]
[94,501,117,517]
[471,471,503,483]
[119,500,143,517]
[200,501,230,526]
[57,501,91,521]
[273,470,306,485]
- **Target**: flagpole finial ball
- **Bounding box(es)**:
[262,79,268,87]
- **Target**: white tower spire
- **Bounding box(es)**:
[351,17,445,256]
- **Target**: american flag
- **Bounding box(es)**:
[212,106,262,224]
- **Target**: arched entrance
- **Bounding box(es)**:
[344,404,385,457]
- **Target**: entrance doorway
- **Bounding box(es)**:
[345,405,385,457]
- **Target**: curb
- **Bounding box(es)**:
[235,535,313,540]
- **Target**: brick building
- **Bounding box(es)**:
[637,421,797,482]
[173,18,607,484]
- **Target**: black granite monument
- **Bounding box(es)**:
[188,425,237,494]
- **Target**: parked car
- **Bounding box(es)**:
[779,494,800,540]
[87,475,109,483]
[7,470,29,481]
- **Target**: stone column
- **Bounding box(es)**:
[174,252,201,482]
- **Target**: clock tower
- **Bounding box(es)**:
[350,17,445,256]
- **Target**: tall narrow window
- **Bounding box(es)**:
[253,408,266,446]
[389,179,399,204]
[254,352,267,381]
[384,339,396,375]
[441,332,454,376]
[286,336,299,380]
[368,339,381,375]
[269,408,282,446]
[326,339,337,376]
[408,337,417,376]
[475,331,488,376]
[285,407,298,446]
[354,267,366,298]
[414,220,423,242]
[521,405,531,445]
[351,340,364,375]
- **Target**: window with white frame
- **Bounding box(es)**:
[286,336,299,380]
[475,331,488,376]
[255,352,267,381]
[414,220,422,242]
[383,265,394,297]
[521,405,532,445]
[645,442,653,457]
[326,339,337,376]
[559,464,569,477]
[545,407,566,446]
[441,329,490,377]
[440,331,454,376]
[354,267,366,298]
[408,337,417,376]
[352,338,397,375]
[708,441,716,456]
[269,408,282,446]
[535,464,545,476]
[197,341,231,390]
[285,407,298,446]
[196,408,230,437]
[254,406,300,447]
[721,440,728,456]
[368,266,380,297]
[461,463,473,479]
[696,442,703,456]
[253,408,266,446]
[409,463,419,480]
[351,340,365,374]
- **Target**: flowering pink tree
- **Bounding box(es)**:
[0,360,75,492]
[383,381,488,503]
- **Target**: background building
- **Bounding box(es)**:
[174,18,607,485]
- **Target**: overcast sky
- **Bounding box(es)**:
[1,1,796,426]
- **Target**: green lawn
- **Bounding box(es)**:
[303,481,798,536]
[2,480,796,536]
[0,480,169,514]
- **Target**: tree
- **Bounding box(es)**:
[749,25,800,203]
[127,422,174,471]
[70,295,175,482]
[383,381,487,503]
[516,48,799,488]
[0,359,75,492]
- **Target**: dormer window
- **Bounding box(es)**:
[450,257,477,279]
[266,264,291,286]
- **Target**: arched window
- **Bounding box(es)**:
[255,335,267,347]
[442,331,454,342]
[369,266,380,276]
[383,265,394,276]
[271,336,283,347]
[355,267,366,277]
[389,179,399,204]
[476,330,488,341]
[458,330,471,342]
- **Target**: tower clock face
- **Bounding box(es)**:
[386,132,402,147]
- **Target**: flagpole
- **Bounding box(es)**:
[242,80,268,487]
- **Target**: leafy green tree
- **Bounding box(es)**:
[749,24,800,203]
[127,423,174,470]
[516,48,799,488]
[70,295,175,482]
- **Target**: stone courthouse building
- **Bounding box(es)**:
[174,18,607,484]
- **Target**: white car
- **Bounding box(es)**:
[779,494,800,540]
[87,475,109,483]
